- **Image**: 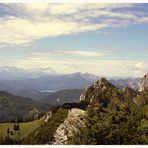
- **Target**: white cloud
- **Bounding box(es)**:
[24,4,49,12]
[55,50,110,57]
[0,15,107,45]
[0,3,148,46]
[134,62,143,69]
[23,4,133,15]
[24,50,114,60]
[121,61,148,76]
[133,62,147,74]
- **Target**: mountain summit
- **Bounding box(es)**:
[79,77,141,110]
[80,78,123,108]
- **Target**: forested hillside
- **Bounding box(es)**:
[0,91,47,122]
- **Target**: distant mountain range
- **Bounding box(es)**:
[0,66,141,94]
[0,66,99,92]
[109,78,140,90]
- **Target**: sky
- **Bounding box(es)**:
[0,3,148,77]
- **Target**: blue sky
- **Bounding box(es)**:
[0,3,147,77]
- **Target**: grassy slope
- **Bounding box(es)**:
[0,116,45,139]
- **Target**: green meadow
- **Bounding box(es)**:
[0,117,45,139]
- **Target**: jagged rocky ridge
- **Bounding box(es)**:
[80,78,139,109]
[80,78,123,106]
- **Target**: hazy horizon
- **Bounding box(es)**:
[0,65,144,78]
[0,3,148,77]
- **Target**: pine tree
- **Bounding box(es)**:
[16,123,20,131]
[13,124,17,132]
[7,128,10,138]
[7,128,10,134]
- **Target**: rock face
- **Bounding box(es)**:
[52,108,85,145]
[138,73,148,92]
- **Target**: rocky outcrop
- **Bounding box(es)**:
[51,108,85,145]
[79,86,89,102]
[138,73,148,92]
[45,111,52,122]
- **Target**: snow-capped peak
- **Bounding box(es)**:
[27,67,56,75]
[0,66,57,80]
